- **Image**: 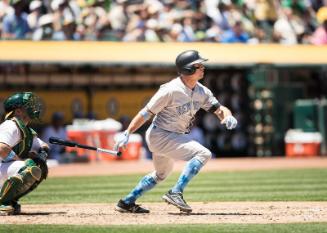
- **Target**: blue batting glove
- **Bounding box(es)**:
[114,130,130,151]
[221,115,238,130]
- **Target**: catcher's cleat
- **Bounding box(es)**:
[0,202,21,216]
[162,190,192,213]
[115,199,150,214]
[12,201,21,215]
[0,204,15,216]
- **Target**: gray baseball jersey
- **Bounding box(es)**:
[144,77,218,181]
[146,77,220,133]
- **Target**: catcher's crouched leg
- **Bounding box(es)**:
[0,159,42,215]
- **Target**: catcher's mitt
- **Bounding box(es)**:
[28,149,48,181]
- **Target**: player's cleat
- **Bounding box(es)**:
[0,204,14,216]
[115,199,150,213]
[162,190,192,213]
[0,201,21,216]
[12,201,21,215]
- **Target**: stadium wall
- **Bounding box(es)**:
[0,42,326,156]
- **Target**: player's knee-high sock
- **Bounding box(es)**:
[171,157,203,193]
[123,174,157,204]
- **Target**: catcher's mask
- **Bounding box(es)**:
[175,50,208,75]
[4,92,42,120]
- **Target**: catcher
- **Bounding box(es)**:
[0,92,48,215]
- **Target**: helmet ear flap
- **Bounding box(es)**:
[180,65,196,75]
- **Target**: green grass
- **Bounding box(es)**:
[7,168,327,233]
[22,168,327,204]
[1,223,327,233]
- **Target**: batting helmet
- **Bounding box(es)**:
[175,50,208,75]
[4,92,41,120]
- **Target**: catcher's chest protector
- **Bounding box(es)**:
[11,117,36,159]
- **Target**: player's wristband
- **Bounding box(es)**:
[208,102,220,113]
[3,150,17,162]
[139,108,152,121]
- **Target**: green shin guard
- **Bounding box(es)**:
[0,176,24,206]
[0,160,41,206]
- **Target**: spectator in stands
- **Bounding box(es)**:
[206,2,231,31]
[57,17,78,40]
[273,7,305,44]
[0,0,13,37]
[281,0,307,16]
[164,23,181,41]
[51,0,80,40]
[32,13,54,40]
[254,0,278,41]
[27,0,42,32]
[179,15,196,42]
[41,112,67,162]
[310,0,325,12]
[205,21,222,42]
[108,0,130,32]
[158,0,178,28]
[0,0,13,17]
[143,19,160,41]
[237,3,256,38]
[2,0,30,39]
[310,6,327,45]
[0,0,325,44]
[220,20,249,43]
[123,4,148,41]
[89,0,112,40]
[80,7,99,40]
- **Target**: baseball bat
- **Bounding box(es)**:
[48,137,122,157]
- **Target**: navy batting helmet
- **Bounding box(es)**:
[175,50,208,75]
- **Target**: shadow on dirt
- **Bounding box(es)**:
[19,211,67,216]
[168,212,263,216]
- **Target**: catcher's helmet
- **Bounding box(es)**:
[4,92,41,120]
[175,50,208,75]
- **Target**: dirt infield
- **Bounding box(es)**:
[1,202,327,225]
[2,157,327,225]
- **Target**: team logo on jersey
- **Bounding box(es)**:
[176,101,201,115]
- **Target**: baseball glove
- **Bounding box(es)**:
[28,149,48,181]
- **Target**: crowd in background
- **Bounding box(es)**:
[1,0,327,44]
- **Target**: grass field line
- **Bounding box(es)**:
[48,157,327,177]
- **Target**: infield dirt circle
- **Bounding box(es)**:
[1,157,327,225]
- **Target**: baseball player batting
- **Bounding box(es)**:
[114,50,237,213]
[0,92,49,215]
